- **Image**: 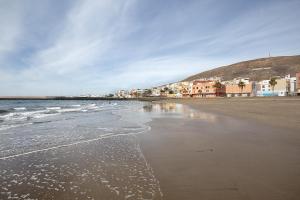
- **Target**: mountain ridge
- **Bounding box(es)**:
[183,55,300,82]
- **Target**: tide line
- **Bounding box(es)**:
[0,125,151,161]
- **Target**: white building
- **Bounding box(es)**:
[286,75,297,96]
[256,80,273,96]
[256,77,291,97]
[151,87,161,96]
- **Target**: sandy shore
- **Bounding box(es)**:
[138,97,300,200]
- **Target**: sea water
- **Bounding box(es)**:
[0,100,163,200]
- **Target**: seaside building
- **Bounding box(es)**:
[172,81,191,98]
[130,89,141,98]
[256,77,290,97]
[273,79,288,96]
[284,74,297,96]
[221,78,254,97]
[222,78,250,85]
[195,76,222,82]
[116,90,127,98]
[224,82,253,97]
[297,72,300,95]
[288,77,297,95]
[191,80,225,98]
[151,87,161,97]
[256,80,273,96]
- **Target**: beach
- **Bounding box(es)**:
[138,97,300,200]
[0,100,163,200]
[0,98,299,200]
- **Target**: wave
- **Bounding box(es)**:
[0,109,10,114]
[1,104,101,119]
[0,122,33,132]
[0,102,119,132]
[46,107,61,110]
[71,104,81,107]
[14,107,27,111]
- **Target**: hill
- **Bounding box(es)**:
[183,55,300,82]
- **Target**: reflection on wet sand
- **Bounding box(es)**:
[143,103,217,122]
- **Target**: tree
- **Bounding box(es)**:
[238,81,246,96]
[213,81,222,89]
[168,90,174,94]
[269,77,277,95]
[213,81,223,96]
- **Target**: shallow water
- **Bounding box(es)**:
[0,100,216,200]
[0,100,164,200]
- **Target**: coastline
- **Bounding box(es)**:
[156,97,300,131]
[138,97,300,200]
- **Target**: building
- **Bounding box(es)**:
[221,78,253,97]
[175,81,191,98]
[130,89,145,98]
[151,87,161,96]
[224,82,253,97]
[256,78,289,96]
[256,80,273,96]
[297,72,300,95]
[191,80,225,97]
[284,74,297,96]
[273,78,288,96]
[116,90,127,98]
[288,77,297,95]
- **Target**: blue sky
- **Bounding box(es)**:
[0,0,300,96]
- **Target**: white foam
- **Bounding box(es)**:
[13,107,26,111]
[71,104,81,107]
[46,107,61,110]
[0,122,33,132]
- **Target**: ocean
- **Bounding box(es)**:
[0,100,163,200]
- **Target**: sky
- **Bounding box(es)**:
[0,0,300,96]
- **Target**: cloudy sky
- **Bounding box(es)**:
[0,0,300,96]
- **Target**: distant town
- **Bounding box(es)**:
[112,72,300,99]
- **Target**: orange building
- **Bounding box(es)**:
[225,83,253,97]
[191,80,225,97]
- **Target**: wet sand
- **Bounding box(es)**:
[138,97,300,200]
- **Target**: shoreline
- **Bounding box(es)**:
[157,97,300,131]
[138,98,300,199]
[0,96,299,101]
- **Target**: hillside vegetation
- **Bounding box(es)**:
[183,55,300,81]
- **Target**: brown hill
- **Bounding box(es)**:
[183,55,300,82]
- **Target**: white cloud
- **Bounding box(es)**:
[0,1,24,62]
[0,0,300,96]
[28,0,136,75]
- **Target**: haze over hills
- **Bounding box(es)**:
[183,55,300,82]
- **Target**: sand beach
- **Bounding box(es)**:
[139,97,300,200]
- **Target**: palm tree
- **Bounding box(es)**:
[238,81,246,96]
[213,81,223,96]
[269,77,277,96]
